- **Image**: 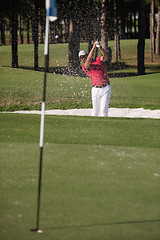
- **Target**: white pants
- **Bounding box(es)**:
[91,84,111,117]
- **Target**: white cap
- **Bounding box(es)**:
[78,50,87,58]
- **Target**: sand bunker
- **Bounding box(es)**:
[11,108,160,119]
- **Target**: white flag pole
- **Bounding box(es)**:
[31,0,57,233]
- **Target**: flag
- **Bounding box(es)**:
[46,0,57,22]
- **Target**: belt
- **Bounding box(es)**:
[93,83,110,88]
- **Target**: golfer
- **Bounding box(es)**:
[79,41,111,117]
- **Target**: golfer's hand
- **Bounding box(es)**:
[96,41,101,48]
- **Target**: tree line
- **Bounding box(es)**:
[0,0,160,75]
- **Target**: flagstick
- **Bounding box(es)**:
[31,16,49,234]
[31,0,57,233]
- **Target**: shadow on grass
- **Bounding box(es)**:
[145,64,160,71]
[18,63,138,78]
[5,62,160,78]
[47,219,160,230]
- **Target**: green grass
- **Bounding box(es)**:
[0,113,160,240]
[0,39,160,112]
[0,39,160,74]
[0,66,160,111]
[0,43,68,68]
[0,39,160,240]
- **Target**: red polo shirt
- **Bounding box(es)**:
[82,56,110,86]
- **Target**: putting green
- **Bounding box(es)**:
[0,113,160,240]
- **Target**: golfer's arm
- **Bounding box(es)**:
[100,48,108,62]
[84,44,96,70]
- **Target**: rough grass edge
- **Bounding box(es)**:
[0,103,159,112]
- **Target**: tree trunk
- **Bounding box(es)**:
[40,10,44,44]
[137,0,145,75]
[114,0,121,62]
[68,1,80,75]
[19,15,24,44]
[134,12,137,38]
[50,23,54,43]
[114,34,118,62]
[0,17,5,45]
[32,0,39,70]
[101,0,108,50]
[145,11,150,38]
[127,15,129,38]
[114,33,121,61]
[27,18,30,44]
[156,0,160,55]
[40,23,44,44]
[121,15,126,39]
[58,22,63,43]
[10,0,18,68]
[150,0,154,62]
[64,19,69,43]
[129,13,132,38]
[68,19,80,74]
[87,1,94,53]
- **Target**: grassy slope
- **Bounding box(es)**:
[0,66,160,110]
[0,39,159,111]
[0,114,160,240]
